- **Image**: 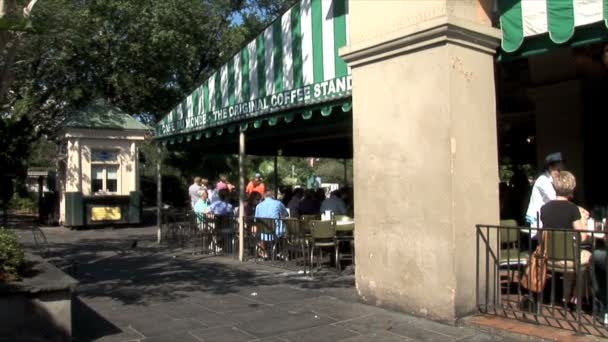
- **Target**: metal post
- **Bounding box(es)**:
[238,131,246,262]
[37,176,44,224]
[156,145,162,244]
[274,155,278,198]
[343,158,348,186]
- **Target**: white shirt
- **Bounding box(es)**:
[188,183,201,208]
[526,172,556,226]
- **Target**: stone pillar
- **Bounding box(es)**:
[341,1,500,321]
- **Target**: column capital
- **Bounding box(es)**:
[341,16,500,68]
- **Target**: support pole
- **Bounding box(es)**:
[238,131,246,262]
[156,145,162,244]
[343,158,348,186]
[274,155,278,198]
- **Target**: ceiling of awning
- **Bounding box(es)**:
[164,103,353,159]
[155,0,351,141]
[499,0,608,57]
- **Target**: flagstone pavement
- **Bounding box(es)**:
[12,224,527,342]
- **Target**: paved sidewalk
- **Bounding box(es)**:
[15,225,522,342]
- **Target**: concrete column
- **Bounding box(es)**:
[341,1,500,321]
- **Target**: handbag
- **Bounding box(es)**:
[521,232,548,293]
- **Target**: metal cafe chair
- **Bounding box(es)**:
[335,222,354,272]
[251,218,279,261]
[334,215,352,223]
[300,214,320,235]
[498,220,529,284]
[284,218,308,269]
[545,229,590,309]
[309,220,336,273]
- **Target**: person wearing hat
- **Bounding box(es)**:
[246,173,266,197]
[525,152,564,234]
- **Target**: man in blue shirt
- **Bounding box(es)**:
[206,189,233,216]
[255,190,289,247]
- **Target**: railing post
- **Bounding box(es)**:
[238,131,246,262]
[156,145,162,244]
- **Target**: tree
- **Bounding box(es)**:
[0,0,287,179]
[1,0,39,101]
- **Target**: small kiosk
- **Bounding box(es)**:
[58,100,150,227]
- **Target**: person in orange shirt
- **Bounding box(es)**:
[246,173,265,196]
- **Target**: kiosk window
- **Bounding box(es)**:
[107,167,118,192]
[92,168,104,193]
[92,166,119,194]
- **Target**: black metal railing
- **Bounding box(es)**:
[160,210,355,274]
[476,223,608,335]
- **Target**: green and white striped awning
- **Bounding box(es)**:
[500,0,608,53]
[156,0,351,140]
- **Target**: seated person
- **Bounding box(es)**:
[206,189,233,216]
[298,190,320,216]
[540,171,591,305]
[193,190,210,225]
[254,190,288,257]
[320,190,347,215]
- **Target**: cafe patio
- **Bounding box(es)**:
[154,0,608,337]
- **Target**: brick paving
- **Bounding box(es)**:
[10,224,536,341]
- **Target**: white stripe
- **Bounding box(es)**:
[188,94,194,117]
[322,0,335,81]
[221,65,229,108]
[234,54,242,103]
[186,95,193,128]
[248,40,258,100]
[301,0,314,86]
[264,25,274,96]
[574,0,604,26]
[282,10,294,91]
[208,74,216,111]
[521,0,548,37]
[198,86,204,116]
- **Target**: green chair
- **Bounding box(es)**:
[252,218,278,261]
[300,214,320,235]
[499,219,528,267]
[284,218,308,268]
[335,222,354,271]
[545,230,589,305]
[309,220,336,273]
[334,215,352,223]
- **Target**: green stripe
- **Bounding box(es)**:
[172,110,178,130]
[333,0,348,77]
[215,72,221,109]
[181,101,188,119]
[203,82,209,114]
[272,19,283,92]
[256,35,266,97]
[311,0,324,83]
[241,48,250,101]
[547,1,574,44]
[291,3,303,89]
[192,88,199,116]
[228,60,235,106]
[499,0,524,53]
[605,0,608,28]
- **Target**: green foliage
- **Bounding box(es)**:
[0,228,26,282]
[1,0,288,184]
[27,135,56,168]
[8,193,37,213]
